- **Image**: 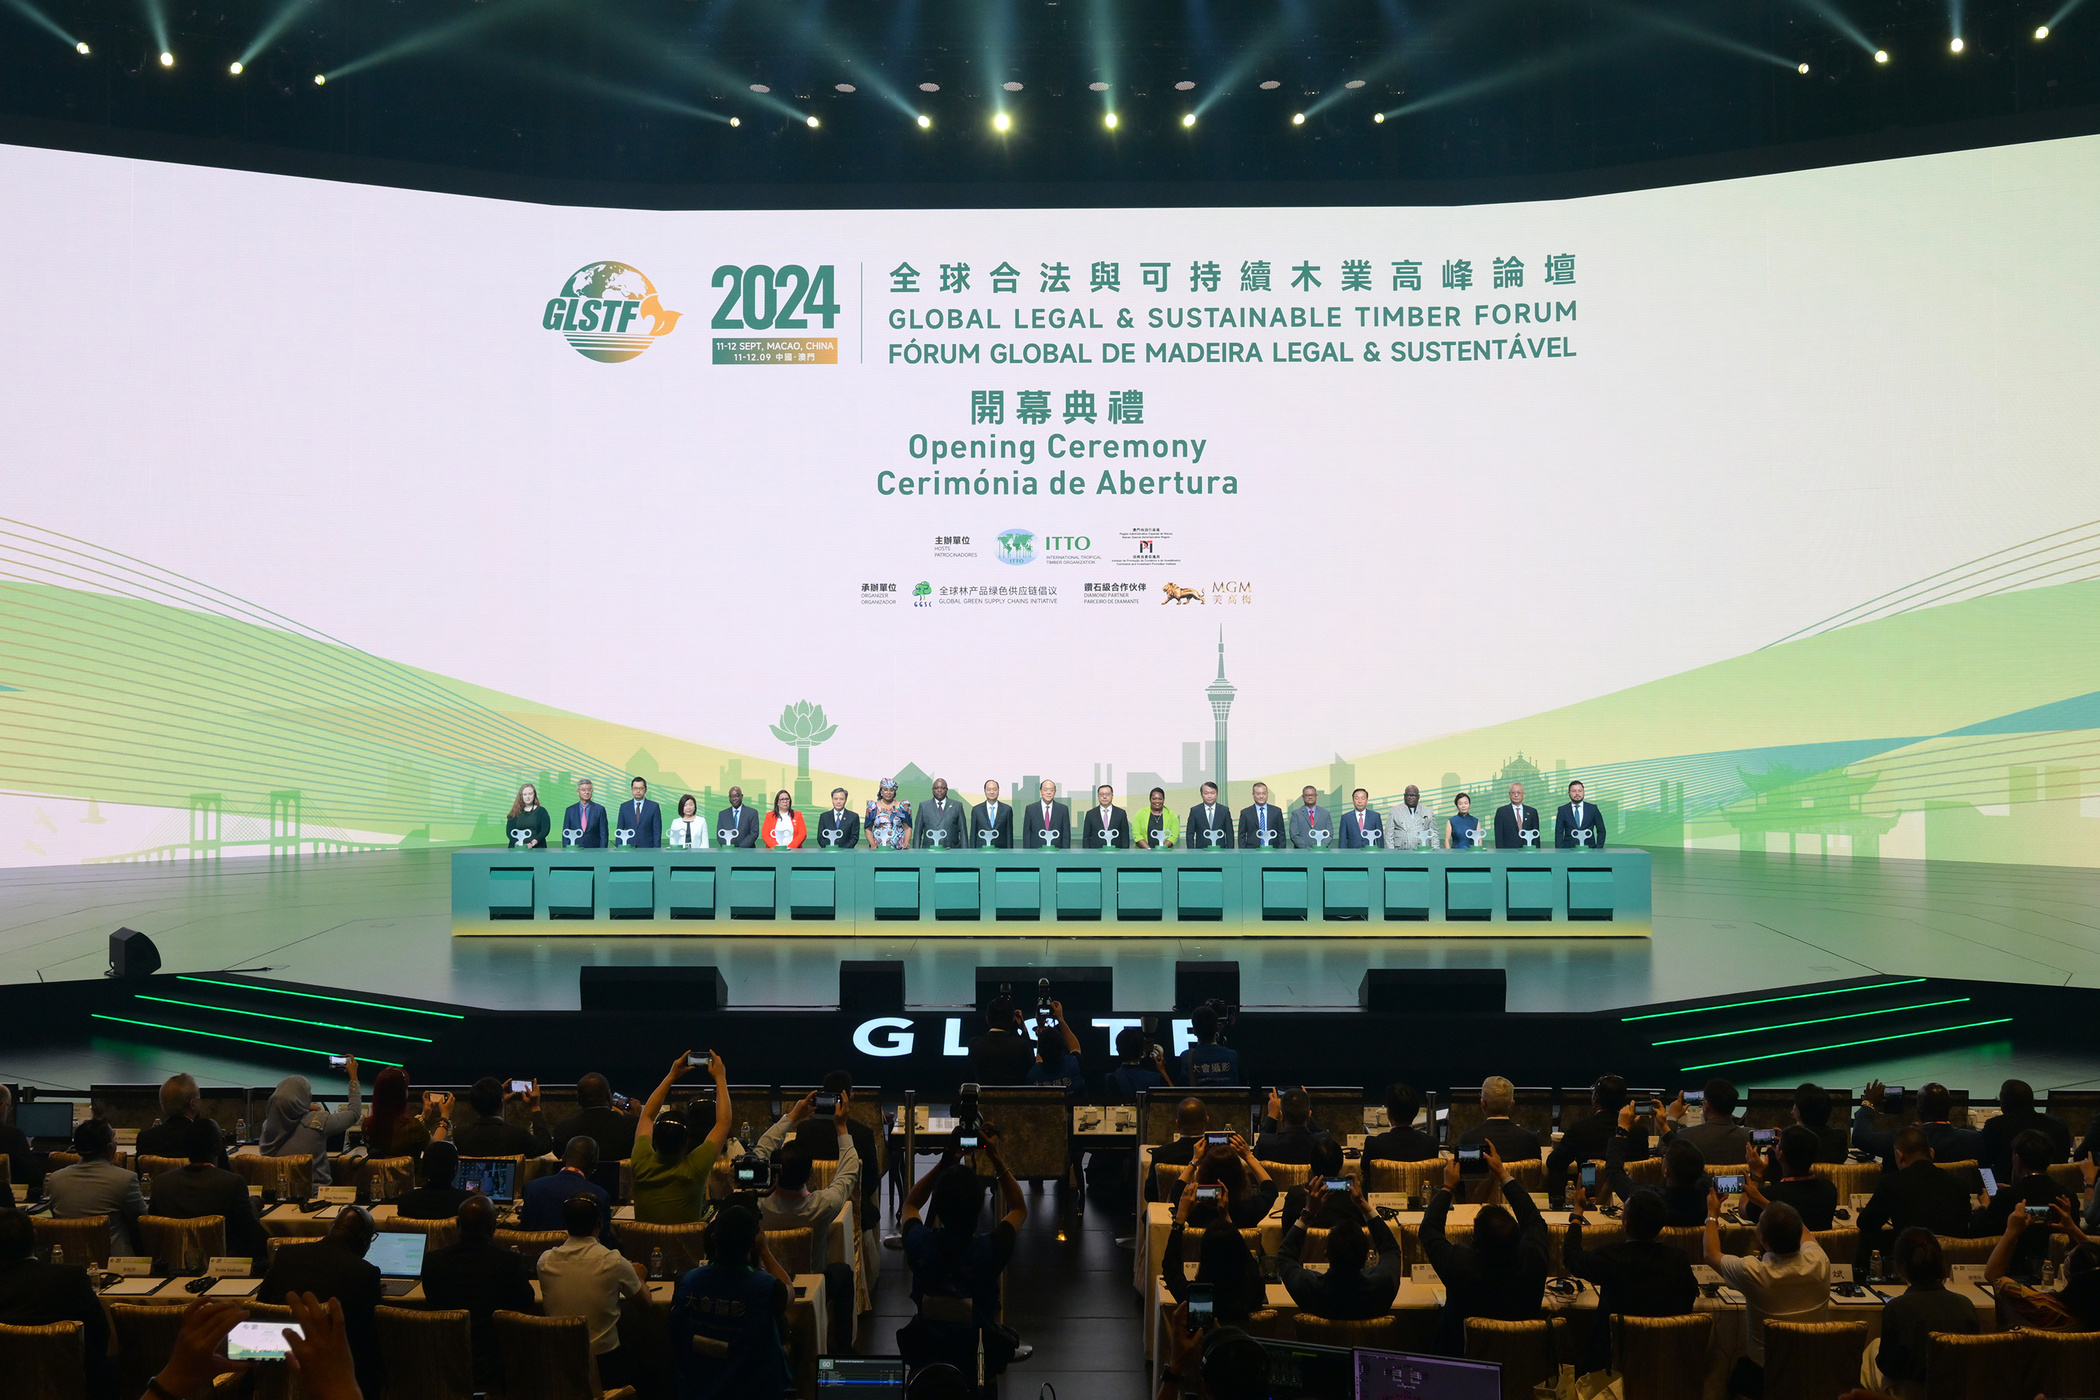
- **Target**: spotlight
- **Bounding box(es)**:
[805,114,819,128]
[1797,61,1810,73]
[916,113,930,128]
[1949,36,1964,51]
[229,60,242,74]
[2035,23,2050,37]
[1103,112,1118,129]
[730,116,741,127]
[993,112,1011,132]
[313,73,325,85]
[1292,112,1305,125]
[76,40,89,54]
[1374,112,1385,123]
[158,50,173,66]
[1874,48,1889,62]
[1181,112,1195,128]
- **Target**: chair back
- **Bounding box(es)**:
[1614,1312,1712,1400]
[32,1215,109,1266]
[1936,1159,1985,1193]
[375,1305,475,1400]
[233,1152,314,1201]
[1141,1088,1254,1146]
[1240,1308,1290,1341]
[1923,1328,2029,1400]
[46,1151,83,1171]
[356,1154,416,1202]
[267,1236,323,1266]
[1934,1234,1995,1267]
[1295,1314,1401,1349]
[0,1321,87,1400]
[138,1214,226,1268]
[380,1215,461,1252]
[1463,1316,1567,1400]
[1363,1159,1441,1199]
[2048,1162,2087,1197]
[805,1158,839,1193]
[1302,1087,1367,1140]
[1810,1160,1883,1200]
[614,1219,710,1275]
[1620,1156,1666,1188]
[1655,1226,1707,1265]
[136,1154,189,1182]
[1811,1228,1859,1267]
[1762,1319,1867,1400]
[494,1309,608,1400]
[1259,1161,1311,1188]
[1461,1159,1543,1207]
[2022,1328,2100,1399]
[494,1228,565,1263]
[109,1303,191,1397]
[976,1086,1072,1180]
[1544,1219,1621,1276]
[764,1225,815,1275]
[2045,1090,2100,1145]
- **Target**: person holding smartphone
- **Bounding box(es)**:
[1741,1127,1837,1231]
[1162,1179,1266,1326]
[1421,1140,1550,1353]
[1987,1203,2100,1330]
[1279,1176,1403,1322]
[449,1076,553,1158]
[1187,1136,1277,1230]
[897,1143,1029,1380]
[1973,1129,2078,1278]
[1281,1139,1364,1229]
[1562,1183,1698,1374]
[632,1049,733,1226]
[258,1061,362,1188]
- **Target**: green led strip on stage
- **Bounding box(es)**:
[1622,979,1928,1024]
[177,975,464,1020]
[91,1013,406,1069]
[1678,1018,2015,1072]
[135,995,434,1044]
[1649,998,1972,1047]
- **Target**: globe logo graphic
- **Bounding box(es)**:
[542,262,682,363]
[996,529,1036,565]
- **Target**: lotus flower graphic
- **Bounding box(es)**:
[770,700,838,807]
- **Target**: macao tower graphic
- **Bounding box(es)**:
[1207,627,1237,801]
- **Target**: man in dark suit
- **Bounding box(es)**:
[1288,786,1334,850]
[551,1073,638,1162]
[715,785,759,848]
[136,1073,227,1168]
[616,777,662,848]
[1493,782,1542,849]
[0,1206,116,1400]
[1547,1074,1649,1206]
[970,780,1013,849]
[1254,1089,1336,1164]
[1339,789,1385,849]
[1148,1098,1214,1201]
[450,1077,555,1158]
[562,778,608,848]
[1787,1083,1852,1164]
[1853,1081,1984,1172]
[917,778,968,852]
[1185,783,1235,850]
[422,1197,534,1393]
[1237,782,1286,850]
[1554,780,1606,849]
[1021,779,1071,849]
[1858,1126,1975,1262]
[1081,784,1131,849]
[1363,1083,1439,1164]
[1458,1077,1545,1160]
[813,788,861,849]
[259,1206,384,1398]
[1981,1080,2070,1182]
[1562,1187,1698,1373]
[520,1137,614,1239]
[146,1132,269,1266]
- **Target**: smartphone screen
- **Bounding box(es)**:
[1457,1147,1485,1175]
[509,1079,531,1094]
[327,1055,346,1069]
[1751,1128,1777,1146]
[227,1320,303,1362]
[1186,1284,1214,1332]
[1579,1163,1598,1190]
[1682,1090,1705,1107]
[1979,1168,1998,1196]
[1324,1177,1352,1193]
[1883,1086,1905,1112]
[1205,1132,1231,1147]
[1194,1185,1220,1201]
[814,1094,839,1117]
[686,1053,711,1068]
[2026,1204,2053,1221]
[1714,1174,1745,1196]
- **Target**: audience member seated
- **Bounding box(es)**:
[260,1065,364,1186]
[1188,1138,1279,1229]
[1179,1005,1241,1087]
[1457,1077,1543,1161]
[45,1117,145,1255]
[756,1086,862,1350]
[1605,1104,1707,1228]
[1657,1078,1752,1165]
[897,1145,1027,1383]
[521,1136,612,1238]
[450,1075,555,1158]
[670,1203,793,1399]
[1162,1208,1267,1327]
[1980,1078,2069,1182]
[1422,1144,1548,1355]
[259,1203,384,1397]
[0,1085,45,1201]
[967,997,1038,1086]
[359,1067,448,1161]
[1704,1198,1828,1397]
[538,1193,646,1389]
[1148,1098,1211,1203]
[146,1125,269,1265]
[1563,1185,1697,1373]
[1362,1081,1438,1165]
[1024,1002,1088,1101]
[1547,1074,1647,1205]
[1787,1083,1850,1164]
[393,1141,474,1220]
[1108,1027,1175,1101]
[421,1196,534,1393]
[552,1071,639,1164]
[1862,1228,1976,1398]
[1858,1126,1973,1263]
[633,1050,732,1225]
[1280,1180,1404,1322]
[1743,1127,1837,1231]
[1975,1128,2077,1277]
[1253,1088,1334,1164]
[1988,1205,2100,1331]
[136,1073,226,1167]
[1852,1080,1983,1171]
[0,1201,116,1400]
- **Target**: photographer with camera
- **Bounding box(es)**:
[1026,996,1087,1101]
[968,993,1038,1086]
[1109,1026,1175,1102]
[1179,1003,1240,1087]
[897,1138,1029,1384]
[753,1085,862,1352]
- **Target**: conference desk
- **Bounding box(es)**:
[452,846,1651,936]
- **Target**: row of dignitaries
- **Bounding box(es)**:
[504,775,1610,851]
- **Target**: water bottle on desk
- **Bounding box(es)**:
[739,1121,753,1151]
[650,1247,665,1281]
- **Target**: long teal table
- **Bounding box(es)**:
[450,847,1650,937]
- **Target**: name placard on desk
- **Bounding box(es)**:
[317,1187,358,1205]
[108,1256,153,1277]
[207,1257,254,1278]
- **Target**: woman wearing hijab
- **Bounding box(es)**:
[261,1057,363,1185]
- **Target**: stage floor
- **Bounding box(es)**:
[6,847,2100,1093]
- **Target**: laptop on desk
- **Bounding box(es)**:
[365,1231,426,1299]
[815,1356,907,1393]
[1355,1349,1501,1400]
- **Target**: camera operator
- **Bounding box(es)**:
[969,993,1037,1086]
[897,1139,1029,1382]
[1109,1027,1175,1102]
[1179,1003,1240,1087]
[1027,998,1086,1101]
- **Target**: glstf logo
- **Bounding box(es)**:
[543,262,681,362]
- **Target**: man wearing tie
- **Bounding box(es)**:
[1021,779,1071,849]
[1237,782,1284,850]
[813,788,860,849]
[1081,785,1130,849]
[1339,788,1385,849]
[616,777,662,849]
[1555,780,1606,850]
[1386,785,1439,849]
[1185,782,1235,850]
[715,785,759,848]
[1289,785,1334,850]
[918,778,966,852]
[562,779,608,849]
[1493,782,1541,849]
[971,780,1014,850]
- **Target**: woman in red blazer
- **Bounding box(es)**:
[762,789,807,849]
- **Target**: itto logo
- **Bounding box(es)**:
[996,529,1036,565]
[542,262,682,363]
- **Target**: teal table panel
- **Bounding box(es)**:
[487,868,534,919]
[605,869,655,917]
[546,868,595,919]
[789,868,836,919]
[872,868,920,919]
[933,869,981,921]
[1323,868,1371,921]
[1383,868,1433,920]
[1262,869,1309,920]
[1117,869,1164,920]
[667,867,715,918]
[1568,868,1616,920]
[1506,868,1555,921]
[1176,869,1225,920]
[995,868,1041,920]
[1446,869,1493,920]
[728,867,776,919]
[1057,869,1102,920]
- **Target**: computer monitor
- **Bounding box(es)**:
[456,1158,518,1203]
[815,1356,907,1392]
[1257,1339,1355,1399]
[364,1231,426,1280]
[1355,1348,1502,1400]
[14,1100,75,1140]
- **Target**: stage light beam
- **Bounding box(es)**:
[916,113,930,128]
[237,0,321,69]
[1950,35,1965,50]
[1292,111,1305,124]
[2,0,88,52]
[325,0,552,85]
[1181,112,1196,128]
[158,49,173,66]
[1875,48,1890,62]
[228,60,241,74]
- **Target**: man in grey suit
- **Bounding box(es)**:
[45,1118,145,1256]
[1288,785,1334,849]
[917,778,968,852]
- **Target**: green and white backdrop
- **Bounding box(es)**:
[2,133,2097,867]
